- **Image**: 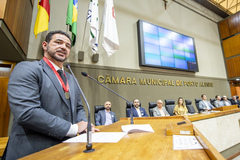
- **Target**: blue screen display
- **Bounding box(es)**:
[138,20,198,72]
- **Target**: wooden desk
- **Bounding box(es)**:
[212,105,238,111]
[20,117,224,160]
[186,108,240,122]
[0,137,8,157]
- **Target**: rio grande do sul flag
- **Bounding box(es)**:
[87,0,99,54]
[66,0,78,46]
[34,0,50,38]
[102,0,119,56]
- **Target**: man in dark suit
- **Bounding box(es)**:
[231,96,240,108]
[95,101,117,126]
[127,99,148,117]
[3,31,98,160]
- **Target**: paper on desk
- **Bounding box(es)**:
[121,124,154,134]
[173,135,203,150]
[63,132,127,143]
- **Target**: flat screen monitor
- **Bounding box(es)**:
[137,20,199,72]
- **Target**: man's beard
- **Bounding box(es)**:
[47,46,68,62]
[105,107,110,110]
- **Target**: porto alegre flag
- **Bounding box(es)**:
[102,0,119,56]
[87,0,99,54]
[34,0,50,38]
[66,0,78,46]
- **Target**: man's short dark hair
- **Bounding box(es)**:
[215,95,219,99]
[201,94,206,98]
[45,30,72,46]
[133,99,139,102]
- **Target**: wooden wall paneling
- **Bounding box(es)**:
[0,0,7,19]
[237,13,240,33]
[0,77,10,137]
[236,87,240,97]
[222,34,240,58]
[229,82,237,96]
[222,39,232,58]
[4,0,33,55]
[0,61,15,137]
[228,13,240,35]
[219,19,230,39]
[231,35,240,57]
[226,56,240,78]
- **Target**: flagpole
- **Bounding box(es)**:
[97,0,105,47]
[66,25,69,33]
[81,0,91,51]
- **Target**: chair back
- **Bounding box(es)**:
[165,99,175,116]
[126,101,141,117]
[148,102,157,117]
[228,98,233,104]
[94,105,105,123]
[195,99,202,112]
[126,102,133,117]
[185,100,196,114]
[210,98,216,106]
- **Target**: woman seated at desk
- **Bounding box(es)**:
[173,97,188,115]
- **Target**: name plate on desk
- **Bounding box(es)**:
[180,131,191,135]
[166,120,193,136]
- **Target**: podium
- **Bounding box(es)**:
[19,116,225,160]
[166,119,193,136]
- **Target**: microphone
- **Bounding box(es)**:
[66,64,95,153]
[81,72,134,124]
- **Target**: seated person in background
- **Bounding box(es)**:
[127,99,148,117]
[231,96,240,107]
[222,95,231,106]
[95,101,117,126]
[153,99,170,117]
[199,94,215,112]
[173,97,188,115]
[214,95,224,108]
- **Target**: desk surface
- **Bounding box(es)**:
[186,107,240,122]
[20,116,225,160]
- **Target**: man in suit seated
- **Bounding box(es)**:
[222,95,231,106]
[214,95,224,108]
[153,99,170,117]
[95,101,117,126]
[231,96,240,108]
[127,99,148,117]
[199,94,215,112]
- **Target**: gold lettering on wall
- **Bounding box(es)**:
[97,75,213,87]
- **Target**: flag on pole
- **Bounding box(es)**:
[66,0,78,46]
[102,0,119,56]
[87,0,99,54]
[34,0,51,38]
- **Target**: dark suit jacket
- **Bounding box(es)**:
[127,107,148,117]
[95,110,117,126]
[3,59,87,160]
[231,99,240,107]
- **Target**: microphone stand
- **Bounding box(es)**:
[66,65,95,153]
[81,72,134,124]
